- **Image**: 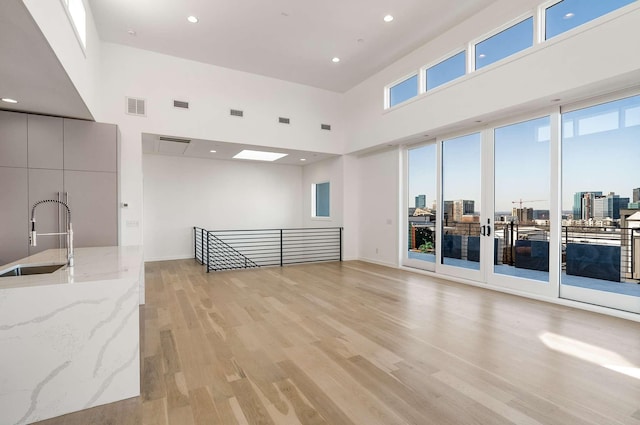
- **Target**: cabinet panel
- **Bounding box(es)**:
[64,171,117,247]
[0,167,28,264]
[63,120,117,172]
[28,169,65,255]
[0,110,27,167]
[28,115,63,169]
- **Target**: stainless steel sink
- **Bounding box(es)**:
[0,263,66,278]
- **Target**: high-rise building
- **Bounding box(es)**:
[593,192,630,219]
[573,191,603,220]
[415,194,426,209]
[444,200,474,222]
[512,207,534,223]
[633,187,640,203]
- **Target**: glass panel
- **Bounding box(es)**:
[475,17,533,70]
[426,51,466,91]
[315,182,330,217]
[561,95,640,308]
[408,145,437,264]
[494,117,551,282]
[389,75,418,107]
[545,0,636,40]
[441,133,481,270]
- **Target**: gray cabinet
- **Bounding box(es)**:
[64,171,117,247]
[0,167,29,264]
[64,119,117,172]
[0,111,27,167]
[27,115,63,169]
[0,113,118,265]
[28,169,64,255]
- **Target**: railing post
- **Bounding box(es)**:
[280,229,283,267]
[206,230,210,272]
[340,227,343,261]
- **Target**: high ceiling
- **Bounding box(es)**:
[89,0,494,93]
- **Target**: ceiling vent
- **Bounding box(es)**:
[278,117,290,124]
[126,97,146,116]
[159,136,191,144]
[173,100,189,109]
[230,109,244,117]
[321,124,331,131]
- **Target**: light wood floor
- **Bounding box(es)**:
[35,260,640,425]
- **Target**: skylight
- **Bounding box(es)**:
[233,150,288,161]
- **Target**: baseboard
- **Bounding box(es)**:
[144,254,195,263]
[356,257,399,268]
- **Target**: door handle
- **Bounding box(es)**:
[487,225,491,237]
[481,225,486,236]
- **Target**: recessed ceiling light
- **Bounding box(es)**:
[1,98,18,104]
[564,12,575,19]
[332,57,340,63]
[209,150,217,153]
[551,98,561,102]
[127,29,136,36]
[233,150,288,162]
[187,15,199,23]
[383,15,394,23]
[300,158,307,161]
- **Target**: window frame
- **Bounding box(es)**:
[59,0,87,54]
[421,49,467,93]
[385,72,419,110]
[312,181,331,219]
[470,12,536,72]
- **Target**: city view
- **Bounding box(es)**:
[407,95,640,295]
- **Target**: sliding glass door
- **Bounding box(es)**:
[438,132,485,280]
[560,94,640,312]
[404,143,437,271]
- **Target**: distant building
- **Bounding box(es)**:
[628,202,640,210]
[533,210,549,220]
[415,194,426,209]
[512,207,533,223]
[634,187,640,203]
[443,199,474,223]
[408,207,417,216]
[573,191,603,220]
[593,192,629,220]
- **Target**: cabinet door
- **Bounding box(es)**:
[0,167,28,264]
[28,169,65,255]
[64,171,117,247]
[0,110,27,167]
[63,120,117,172]
[28,115,63,169]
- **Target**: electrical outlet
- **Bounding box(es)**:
[375,248,379,254]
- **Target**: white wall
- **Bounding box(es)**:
[143,154,303,261]
[344,1,640,153]
[23,0,102,118]
[356,148,400,266]
[98,43,346,247]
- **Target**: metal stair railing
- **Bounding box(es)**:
[194,226,343,272]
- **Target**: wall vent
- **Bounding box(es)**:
[278,117,290,124]
[321,124,331,131]
[126,97,146,116]
[230,109,244,117]
[173,100,189,109]
[159,136,191,144]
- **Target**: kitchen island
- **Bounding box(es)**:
[0,246,143,425]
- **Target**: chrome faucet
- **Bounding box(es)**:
[30,200,74,267]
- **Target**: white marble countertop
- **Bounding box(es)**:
[0,246,144,290]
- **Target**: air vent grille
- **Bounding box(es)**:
[159,136,191,144]
[278,117,290,124]
[173,100,189,109]
[126,97,146,116]
[321,124,331,131]
[230,109,244,117]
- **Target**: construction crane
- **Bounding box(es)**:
[511,199,545,209]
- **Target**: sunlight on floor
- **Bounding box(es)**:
[539,332,640,379]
